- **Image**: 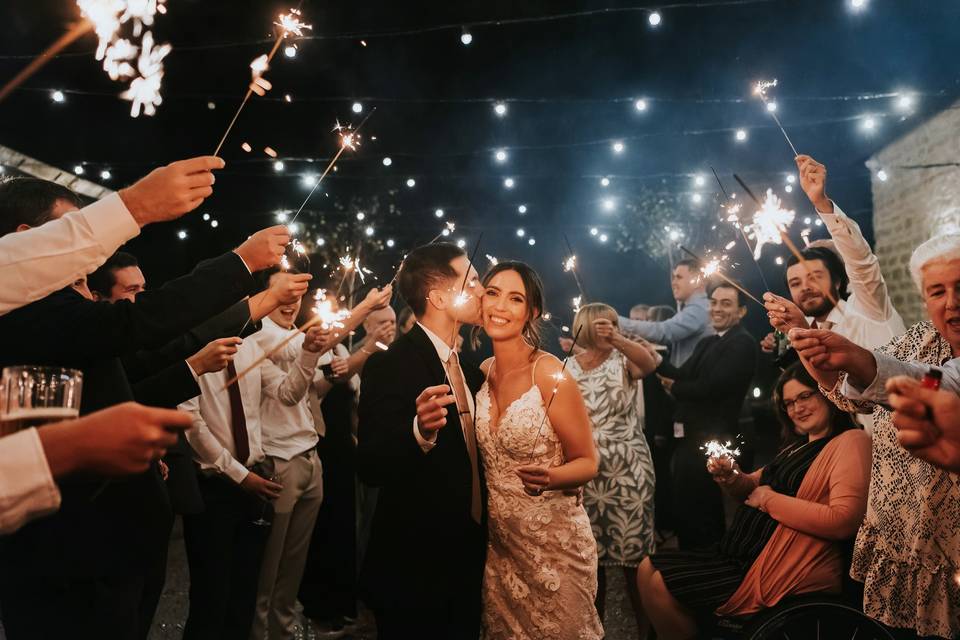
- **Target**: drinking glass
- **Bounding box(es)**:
[252,457,279,526]
[0,366,83,436]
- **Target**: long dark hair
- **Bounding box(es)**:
[773,363,856,447]
[470,260,545,358]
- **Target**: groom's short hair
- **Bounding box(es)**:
[398,242,465,317]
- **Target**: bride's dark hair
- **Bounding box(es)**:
[470,261,545,359]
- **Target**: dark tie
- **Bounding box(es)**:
[225,361,250,465]
[446,351,482,524]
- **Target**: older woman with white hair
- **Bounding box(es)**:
[789,233,960,639]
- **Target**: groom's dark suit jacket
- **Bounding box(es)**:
[357,323,486,636]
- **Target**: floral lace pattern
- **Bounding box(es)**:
[825,321,960,638]
[476,382,603,640]
[568,351,656,567]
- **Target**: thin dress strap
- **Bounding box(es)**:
[529,353,552,386]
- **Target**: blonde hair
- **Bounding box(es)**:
[573,303,619,351]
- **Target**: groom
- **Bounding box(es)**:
[357,242,486,639]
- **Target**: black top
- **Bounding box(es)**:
[719,436,832,565]
[0,252,256,579]
[657,323,759,437]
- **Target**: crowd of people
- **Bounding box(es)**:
[0,150,956,640]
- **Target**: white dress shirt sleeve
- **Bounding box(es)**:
[818,202,896,323]
[261,348,321,406]
[413,417,438,452]
[180,395,250,484]
[0,428,62,534]
[0,193,140,316]
[842,351,960,404]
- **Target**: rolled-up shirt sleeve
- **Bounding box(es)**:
[0,428,61,534]
[0,193,140,316]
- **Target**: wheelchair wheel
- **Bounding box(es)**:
[745,598,895,640]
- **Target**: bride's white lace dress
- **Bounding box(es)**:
[476,359,603,640]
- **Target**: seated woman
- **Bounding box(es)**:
[635,363,871,639]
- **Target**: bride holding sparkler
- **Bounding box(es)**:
[471,261,602,640]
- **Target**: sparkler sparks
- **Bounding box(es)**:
[701,439,742,460]
[76,0,171,117]
[701,258,721,277]
[572,295,582,313]
[274,8,312,37]
[563,255,577,272]
[747,189,796,259]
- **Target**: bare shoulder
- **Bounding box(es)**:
[532,351,565,384]
[480,357,495,376]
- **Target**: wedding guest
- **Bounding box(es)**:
[619,259,713,367]
[628,303,651,426]
[0,403,191,535]
[656,281,758,549]
[567,303,659,634]
[397,305,416,335]
[642,304,677,535]
[178,323,328,639]
[787,233,960,638]
[0,179,286,639]
[637,364,869,638]
[0,156,223,315]
[630,304,650,321]
[88,251,146,302]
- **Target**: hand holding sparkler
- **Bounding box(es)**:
[762,292,809,333]
[795,155,834,214]
[703,439,743,486]
[301,325,331,353]
[118,156,225,225]
[234,225,290,272]
[415,384,456,439]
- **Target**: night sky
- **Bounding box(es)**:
[1,0,958,347]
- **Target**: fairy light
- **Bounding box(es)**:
[284,44,297,58]
[435,208,445,218]
[493,102,507,117]
[177,229,187,240]
[504,177,515,189]
[634,98,648,111]
[518,204,528,214]
[273,160,285,172]
[301,174,318,187]
[602,197,616,212]
[516,228,525,238]
[73,165,84,175]
[100,169,112,180]
[612,141,625,154]
[590,227,599,236]
[356,212,366,221]
[735,129,747,142]
[599,233,609,243]
[460,27,473,45]
[494,149,508,163]
[648,11,662,26]
[51,89,65,103]
[861,115,878,132]
[528,238,536,246]
[382,157,393,166]
[600,177,610,187]
[694,174,706,187]
[210,219,219,228]
[352,101,363,113]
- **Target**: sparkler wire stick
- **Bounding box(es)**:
[562,233,587,300]
[288,107,377,226]
[678,245,764,308]
[0,20,93,104]
[525,324,584,465]
[710,167,771,292]
[222,313,323,389]
[733,174,841,311]
[753,80,800,158]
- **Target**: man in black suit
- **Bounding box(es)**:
[357,243,486,639]
[0,177,289,639]
[656,281,759,550]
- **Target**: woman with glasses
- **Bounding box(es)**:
[635,363,871,639]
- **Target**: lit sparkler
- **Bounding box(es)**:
[746,189,796,260]
[274,8,312,37]
[562,234,588,300]
[486,254,499,266]
[701,258,721,277]
[572,295,582,313]
[752,78,800,157]
[679,245,764,308]
[119,31,170,117]
[563,255,577,272]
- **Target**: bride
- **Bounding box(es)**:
[472,260,603,640]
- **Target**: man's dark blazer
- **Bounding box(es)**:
[0,252,256,582]
[656,323,759,437]
[356,324,486,638]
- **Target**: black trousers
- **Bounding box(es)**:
[182,473,270,640]
[671,437,726,550]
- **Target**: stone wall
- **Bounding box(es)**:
[869,101,960,326]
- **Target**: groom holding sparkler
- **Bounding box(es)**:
[356,242,485,640]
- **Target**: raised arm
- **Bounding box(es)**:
[593,318,660,379]
[259,326,325,406]
[516,356,600,494]
[618,298,708,344]
[750,430,871,540]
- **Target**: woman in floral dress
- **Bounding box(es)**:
[568,303,659,635]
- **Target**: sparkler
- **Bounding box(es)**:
[711,167,772,292]
[702,439,742,460]
[746,189,796,260]
[753,79,800,157]
[562,233,588,300]
[525,325,584,468]
[288,110,376,226]
[213,7,312,157]
[679,245,764,308]
[0,21,93,104]
[733,174,841,311]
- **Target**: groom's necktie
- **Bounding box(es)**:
[446,351,482,524]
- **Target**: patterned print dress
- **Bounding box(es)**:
[823,320,960,638]
[476,356,603,640]
[568,351,656,567]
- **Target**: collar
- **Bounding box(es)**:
[804,298,847,329]
[261,316,289,332]
[417,321,455,362]
[716,328,729,338]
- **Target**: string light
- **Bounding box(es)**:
[301,173,318,187]
[177,230,187,240]
[352,101,363,113]
[600,177,610,187]
[50,89,66,103]
[895,92,915,112]
[602,197,616,212]
[210,219,219,228]
[785,184,793,193]
[273,160,285,172]
[849,0,868,11]
[275,211,289,222]
[457,238,467,248]
[287,222,300,234]
[516,228,525,237]
[590,227,599,236]
[495,148,508,163]
[382,157,392,166]
[612,141,625,154]
[692,193,703,204]
[435,208,445,218]
[775,256,784,265]
[73,165,84,175]
[518,204,527,214]
[503,177,515,189]
[356,212,366,221]
[634,98,647,111]
[207,101,216,110]
[100,169,111,180]
[460,27,473,45]
[528,237,536,246]
[694,174,706,187]
[786,174,796,184]
[648,11,662,27]
[766,101,778,112]
[876,169,889,182]
[735,129,747,142]
[406,178,416,187]
[284,44,297,58]
[493,101,507,117]
[202,213,210,221]
[861,115,877,132]
[365,225,374,236]
[599,233,609,242]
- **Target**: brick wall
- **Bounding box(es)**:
[868,100,960,326]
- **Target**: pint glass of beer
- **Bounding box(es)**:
[0,366,83,436]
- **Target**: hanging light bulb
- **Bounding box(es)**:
[460,26,473,45]
[648,11,662,27]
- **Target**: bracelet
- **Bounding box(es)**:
[361,347,375,355]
